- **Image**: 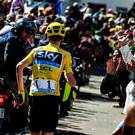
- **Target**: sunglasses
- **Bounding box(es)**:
[113,54,121,57]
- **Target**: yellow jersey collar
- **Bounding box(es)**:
[48,43,60,48]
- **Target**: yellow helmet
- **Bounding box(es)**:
[45,22,65,37]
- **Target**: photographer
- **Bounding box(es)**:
[112,31,135,135]
[100,49,130,107]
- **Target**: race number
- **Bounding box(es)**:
[32,79,56,94]
[0,108,5,119]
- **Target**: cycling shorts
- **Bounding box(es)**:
[29,95,60,133]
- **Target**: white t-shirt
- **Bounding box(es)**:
[123,80,135,114]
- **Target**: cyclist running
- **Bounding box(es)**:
[16,22,76,135]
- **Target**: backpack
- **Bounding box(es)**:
[0,25,15,75]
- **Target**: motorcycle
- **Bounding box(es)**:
[0,77,29,135]
[0,77,14,134]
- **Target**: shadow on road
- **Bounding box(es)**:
[77,91,118,103]
[76,63,118,103]
[55,64,117,135]
[55,130,90,135]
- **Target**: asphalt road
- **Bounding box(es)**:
[56,64,124,135]
[20,64,124,135]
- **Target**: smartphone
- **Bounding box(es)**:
[119,44,135,63]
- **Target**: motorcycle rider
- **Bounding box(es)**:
[3,18,37,133]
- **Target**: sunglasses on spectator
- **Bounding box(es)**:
[113,54,121,57]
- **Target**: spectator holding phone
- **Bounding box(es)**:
[112,32,135,135]
[100,49,130,107]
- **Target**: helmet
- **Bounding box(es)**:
[15,18,37,34]
[54,16,66,24]
[72,2,79,8]
[45,22,65,37]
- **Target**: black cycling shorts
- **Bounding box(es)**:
[29,95,60,133]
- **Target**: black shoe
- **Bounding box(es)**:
[119,102,124,108]
[108,92,117,98]
[113,103,124,108]
[113,105,122,108]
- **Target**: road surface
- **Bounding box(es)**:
[56,64,124,135]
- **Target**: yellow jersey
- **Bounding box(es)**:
[25,43,73,96]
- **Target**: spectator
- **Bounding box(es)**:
[113,35,135,134]
[9,0,25,15]
[113,103,135,135]
[100,49,130,107]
